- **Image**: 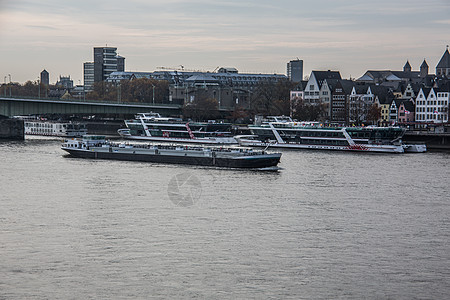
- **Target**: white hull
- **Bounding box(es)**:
[403,144,427,153]
[238,139,404,153]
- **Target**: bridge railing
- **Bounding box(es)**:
[0,95,182,108]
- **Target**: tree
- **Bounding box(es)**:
[230,106,250,123]
[86,78,169,103]
[367,104,382,125]
[292,97,326,121]
[251,79,295,115]
[183,95,220,121]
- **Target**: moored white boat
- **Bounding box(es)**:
[118,112,237,144]
[238,116,411,153]
[23,119,87,137]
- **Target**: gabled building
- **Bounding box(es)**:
[348,84,372,125]
[415,86,449,125]
[397,100,415,124]
[303,71,341,104]
[378,94,394,126]
[402,82,422,100]
[289,81,307,102]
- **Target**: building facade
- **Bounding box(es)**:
[94,47,118,83]
[83,62,94,92]
[415,87,449,125]
[287,59,303,83]
[107,68,287,108]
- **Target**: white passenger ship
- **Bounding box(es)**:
[24,120,87,137]
[236,116,426,153]
[117,112,237,144]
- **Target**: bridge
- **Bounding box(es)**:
[0,97,183,117]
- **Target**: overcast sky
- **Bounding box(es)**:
[1,0,449,84]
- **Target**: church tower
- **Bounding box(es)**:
[403,60,412,73]
[420,59,428,78]
[436,46,450,77]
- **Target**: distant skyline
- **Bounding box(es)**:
[1,0,450,84]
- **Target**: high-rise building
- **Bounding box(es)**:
[117,55,125,72]
[94,47,121,82]
[40,69,49,86]
[83,62,94,91]
[287,59,303,83]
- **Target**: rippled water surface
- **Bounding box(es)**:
[1,136,449,299]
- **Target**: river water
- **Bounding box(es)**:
[0,136,449,299]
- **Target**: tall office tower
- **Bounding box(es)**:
[287,59,303,83]
[117,55,125,72]
[83,62,95,91]
[94,47,119,83]
[40,69,49,86]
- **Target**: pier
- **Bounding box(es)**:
[404,130,450,151]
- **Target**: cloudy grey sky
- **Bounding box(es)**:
[1,0,449,84]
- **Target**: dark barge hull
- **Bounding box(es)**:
[62,148,281,169]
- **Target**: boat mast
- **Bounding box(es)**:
[139,117,152,137]
[269,123,285,144]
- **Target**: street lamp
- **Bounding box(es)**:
[37,78,40,99]
[8,74,11,97]
[3,76,6,97]
[152,84,155,104]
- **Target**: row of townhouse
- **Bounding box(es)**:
[291,75,450,126]
[290,48,450,127]
[291,71,395,125]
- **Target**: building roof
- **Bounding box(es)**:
[354,83,369,94]
[357,70,421,82]
[420,87,432,98]
[436,49,450,69]
[437,81,450,92]
[337,79,355,94]
[185,74,219,83]
[312,70,341,89]
[292,80,308,91]
[395,99,415,112]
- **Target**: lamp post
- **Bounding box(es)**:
[8,74,11,97]
[152,84,155,105]
[117,83,121,103]
[37,78,40,99]
[3,76,6,97]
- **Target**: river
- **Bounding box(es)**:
[0,136,449,299]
